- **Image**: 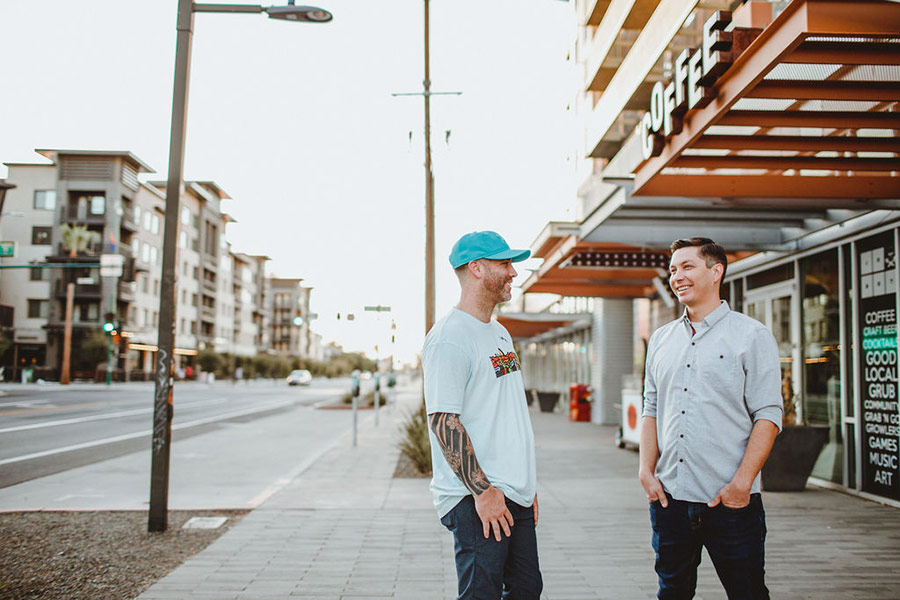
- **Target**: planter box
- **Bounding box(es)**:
[762,425,830,491]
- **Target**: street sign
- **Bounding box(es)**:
[100,253,124,277]
[0,241,15,257]
[100,254,125,267]
[364,305,392,312]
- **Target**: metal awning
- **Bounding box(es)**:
[496,312,592,341]
[633,0,900,200]
[521,222,669,298]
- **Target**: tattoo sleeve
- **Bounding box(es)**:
[429,412,491,495]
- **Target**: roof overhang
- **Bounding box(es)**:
[633,0,900,201]
[497,312,593,341]
[35,149,155,173]
[522,229,669,298]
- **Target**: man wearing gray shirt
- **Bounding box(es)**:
[640,237,783,600]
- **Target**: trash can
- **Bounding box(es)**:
[568,383,591,422]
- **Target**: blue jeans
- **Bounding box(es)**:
[649,492,768,600]
[440,495,542,600]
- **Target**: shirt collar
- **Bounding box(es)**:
[680,300,730,332]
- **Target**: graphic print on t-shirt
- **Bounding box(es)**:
[490,348,520,378]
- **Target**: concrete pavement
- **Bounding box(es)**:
[133,384,900,599]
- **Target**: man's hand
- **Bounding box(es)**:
[533,493,539,526]
[708,479,751,509]
[639,468,668,507]
[474,486,514,541]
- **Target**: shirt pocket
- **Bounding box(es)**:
[696,346,740,393]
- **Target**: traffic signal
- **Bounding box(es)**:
[103,312,116,334]
[293,314,303,326]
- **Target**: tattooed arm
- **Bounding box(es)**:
[430,412,514,541]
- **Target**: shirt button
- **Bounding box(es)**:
[679,458,684,463]
[691,342,695,346]
[681,410,685,414]
[687,364,691,368]
[680,434,684,438]
[683,388,687,392]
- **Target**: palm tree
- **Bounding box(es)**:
[60,224,101,257]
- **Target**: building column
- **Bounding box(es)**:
[591,298,634,425]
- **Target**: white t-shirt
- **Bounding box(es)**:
[422,308,537,517]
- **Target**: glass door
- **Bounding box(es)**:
[745,280,800,426]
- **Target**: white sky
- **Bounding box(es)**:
[0,0,578,363]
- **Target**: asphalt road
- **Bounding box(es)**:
[0,377,355,490]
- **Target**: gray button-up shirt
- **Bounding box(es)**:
[643,301,783,503]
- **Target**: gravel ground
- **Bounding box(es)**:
[0,509,246,600]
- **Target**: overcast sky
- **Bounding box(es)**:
[0,0,577,363]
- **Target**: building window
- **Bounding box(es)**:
[30,267,48,281]
[78,302,99,322]
[34,190,57,210]
[181,207,191,225]
[143,211,152,231]
[27,299,48,319]
[141,243,151,263]
[134,205,142,224]
[151,214,160,235]
[32,226,52,245]
[89,195,106,215]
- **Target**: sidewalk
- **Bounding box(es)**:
[138,390,900,600]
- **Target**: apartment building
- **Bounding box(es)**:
[268,278,311,357]
[0,149,156,379]
[0,148,304,380]
[508,0,900,505]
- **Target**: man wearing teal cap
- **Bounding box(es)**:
[422,230,542,599]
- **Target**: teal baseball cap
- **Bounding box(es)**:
[449,231,531,269]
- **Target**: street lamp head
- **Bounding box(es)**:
[266,4,332,22]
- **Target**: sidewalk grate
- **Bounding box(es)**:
[182,516,227,530]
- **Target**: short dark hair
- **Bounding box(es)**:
[670,237,727,279]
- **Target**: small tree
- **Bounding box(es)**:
[60,224,100,257]
[197,349,225,374]
[0,331,10,359]
[398,400,432,475]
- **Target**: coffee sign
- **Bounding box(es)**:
[858,230,900,500]
[640,11,733,160]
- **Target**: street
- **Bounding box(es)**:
[0,377,380,509]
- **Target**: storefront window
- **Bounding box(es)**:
[802,249,842,484]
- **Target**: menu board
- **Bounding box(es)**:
[858,230,900,500]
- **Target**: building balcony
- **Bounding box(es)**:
[118,280,136,303]
[54,280,101,299]
[201,279,217,295]
[200,304,216,323]
[120,211,140,233]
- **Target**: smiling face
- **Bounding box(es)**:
[669,246,723,310]
[480,258,518,304]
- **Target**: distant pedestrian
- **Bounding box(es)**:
[640,237,783,599]
[423,230,542,599]
[234,367,243,385]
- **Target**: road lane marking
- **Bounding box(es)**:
[0,402,100,417]
[0,399,296,466]
[0,397,229,433]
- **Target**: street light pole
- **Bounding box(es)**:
[149,0,193,533]
[148,0,333,533]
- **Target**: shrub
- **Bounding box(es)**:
[397,400,432,476]
[197,349,225,374]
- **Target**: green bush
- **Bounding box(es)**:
[197,348,225,374]
[397,400,432,476]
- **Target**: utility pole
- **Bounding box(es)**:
[423,0,434,336]
[392,0,460,337]
[60,282,74,385]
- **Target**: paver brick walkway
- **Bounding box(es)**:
[138,385,900,599]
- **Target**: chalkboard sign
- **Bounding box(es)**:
[858,230,900,500]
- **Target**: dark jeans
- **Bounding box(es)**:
[440,495,542,600]
[649,492,768,600]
